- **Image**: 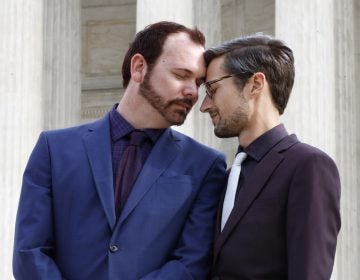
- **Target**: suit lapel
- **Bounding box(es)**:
[82,114,116,229]
[117,128,180,226]
[214,150,283,256]
[214,134,299,258]
[214,170,229,241]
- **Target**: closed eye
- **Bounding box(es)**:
[173,69,203,89]
[174,72,187,80]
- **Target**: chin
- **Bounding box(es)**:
[166,116,186,126]
[215,132,234,138]
[166,110,188,126]
[214,128,238,138]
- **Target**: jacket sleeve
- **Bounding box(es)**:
[13,132,63,280]
[140,154,227,280]
[286,152,341,280]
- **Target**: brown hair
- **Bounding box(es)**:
[122,21,205,88]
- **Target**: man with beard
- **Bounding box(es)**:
[13,21,227,280]
[200,35,341,280]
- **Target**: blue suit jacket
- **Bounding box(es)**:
[13,113,227,280]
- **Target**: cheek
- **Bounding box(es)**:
[215,97,235,113]
[153,74,179,95]
[244,98,254,114]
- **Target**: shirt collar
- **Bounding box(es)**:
[109,104,165,143]
[237,124,288,161]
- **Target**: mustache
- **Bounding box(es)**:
[169,98,194,108]
[208,108,218,116]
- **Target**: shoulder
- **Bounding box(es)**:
[278,134,335,163]
[42,114,109,140]
[273,135,339,181]
[281,139,340,183]
[170,129,225,159]
[166,129,227,172]
[291,141,336,163]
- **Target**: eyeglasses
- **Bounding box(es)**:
[201,72,254,99]
[202,75,233,99]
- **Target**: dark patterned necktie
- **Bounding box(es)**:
[115,130,148,218]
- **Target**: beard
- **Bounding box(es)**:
[139,71,194,126]
[213,97,249,138]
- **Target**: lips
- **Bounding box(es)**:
[172,99,193,113]
[175,102,190,111]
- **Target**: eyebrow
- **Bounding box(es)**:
[174,68,205,83]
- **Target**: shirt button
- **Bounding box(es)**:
[109,245,119,253]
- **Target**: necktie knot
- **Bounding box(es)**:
[233,152,247,166]
[129,130,148,146]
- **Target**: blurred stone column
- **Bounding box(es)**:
[276,0,336,154]
[0,1,44,278]
[276,0,359,279]
[332,0,359,279]
[0,1,81,278]
[355,2,360,277]
[43,0,81,129]
[136,0,194,30]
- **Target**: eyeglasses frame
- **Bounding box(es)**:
[202,72,254,99]
[202,75,233,99]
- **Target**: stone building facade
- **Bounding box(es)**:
[1,0,359,279]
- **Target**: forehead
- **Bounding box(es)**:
[156,32,205,76]
[206,56,227,81]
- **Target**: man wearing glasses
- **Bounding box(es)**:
[200,35,341,280]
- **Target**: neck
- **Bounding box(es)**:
[117,87,170,129]
[238,110,280,148]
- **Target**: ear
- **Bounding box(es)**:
[250,72,266,97]
[130,54,147,83]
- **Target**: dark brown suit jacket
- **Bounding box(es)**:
[212,134,341,280]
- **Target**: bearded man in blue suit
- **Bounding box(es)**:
[13,21,227,280]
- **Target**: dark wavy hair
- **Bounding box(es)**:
[204,34,295,114]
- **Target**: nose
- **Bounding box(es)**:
[183,82,199,102]
[200,95,212,113]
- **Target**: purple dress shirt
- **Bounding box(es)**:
[109,104,164,189]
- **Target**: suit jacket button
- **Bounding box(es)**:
[109,245,119,253]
